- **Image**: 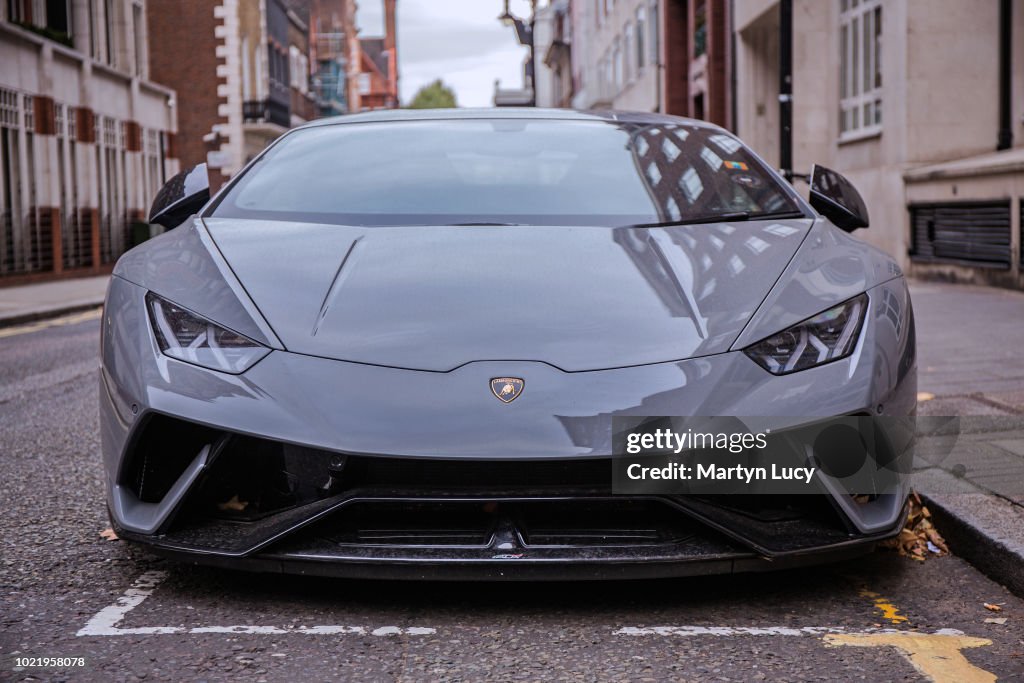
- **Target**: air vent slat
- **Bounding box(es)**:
[909,201,1012,268]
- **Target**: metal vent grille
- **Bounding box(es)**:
[909,201,1011,268]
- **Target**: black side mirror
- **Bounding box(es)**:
[808,164,869,232]
[149,163,211,229]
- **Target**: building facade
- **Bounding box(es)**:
[571,0,661,110]
[569,0,731,129]
[735,0,1024,289]
[536,0,572,108]
[0,0,178,283]
[148,0,397,191]
[309,0,360,117]
[356,0,398,110]
[147,0,321,189]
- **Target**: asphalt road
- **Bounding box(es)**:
[1,312,1023,682]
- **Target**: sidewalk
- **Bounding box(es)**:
[0,275,109,327]
[910,280,1024,596]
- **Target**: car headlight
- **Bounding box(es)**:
[743,294,867,375]
[146,292,270,374]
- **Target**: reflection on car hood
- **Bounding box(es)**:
[204,218,812,372]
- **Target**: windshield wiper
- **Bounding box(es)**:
[626,210,806,229]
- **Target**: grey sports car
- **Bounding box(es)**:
[100,108,915,580]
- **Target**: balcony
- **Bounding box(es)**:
[317,33,346,60]
[290,89,319,124]
[242,98,290,128]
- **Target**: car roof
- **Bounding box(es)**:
[296,107,726,131]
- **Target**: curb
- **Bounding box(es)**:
[0,301,105,329]
[920,491,1024,598]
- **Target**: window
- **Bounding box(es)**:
[624,23,634,81]
[649,0,659,66]
[694,1,707,57]
[612,38,622,91]
[104,0,115,65]
[88,0,97,58]
[133,1,145,77]
[602,53,612,99]
[839,0,882,138]
[289,46,301,89]
[635,6,646,70]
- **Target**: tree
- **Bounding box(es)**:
[408,79,457,109]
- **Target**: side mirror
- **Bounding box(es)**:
[808,164,869,232]
[149,163,211,229]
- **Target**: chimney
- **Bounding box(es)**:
[384,0,398,104]
[384,0,397,52]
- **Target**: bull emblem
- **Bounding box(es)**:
[490,377,524,403]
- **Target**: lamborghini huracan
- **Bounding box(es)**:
[100,109,915,579]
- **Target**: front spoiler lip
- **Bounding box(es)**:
[113,524,886,581]
[110,493,907,581]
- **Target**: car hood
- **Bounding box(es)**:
[204,218,812,372]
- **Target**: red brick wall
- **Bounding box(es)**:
[146,1,227,179]
[33,96,56,136]
[706,0,731,129]
[75,107,96,143]
[663,0,690,117]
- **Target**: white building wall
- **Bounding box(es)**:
[572,0,661,111]
[0,3,178,280]
[735,0,1024,284]
[533,2,558,108]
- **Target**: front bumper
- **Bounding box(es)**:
[113,496,902,581]
[101,274,916,579]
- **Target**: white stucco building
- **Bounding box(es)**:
[735,0,1024,289]
[571,0,661,110]
[0,1,178,282]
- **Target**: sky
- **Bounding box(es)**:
[356,0,536,107]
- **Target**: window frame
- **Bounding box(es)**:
[648,0,659,68]
[635,6,646,71]
[624,22,635,82]
[838,0,882,143]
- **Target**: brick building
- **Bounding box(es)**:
[147,0,398,189]
[0,0,178,283]
[309,0,361,116]
[356,0,398,110]
[147,0,320,189]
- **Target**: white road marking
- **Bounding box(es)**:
[77,570,436,637]
[616,626,966,637]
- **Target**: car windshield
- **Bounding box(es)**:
[209,118,804,227]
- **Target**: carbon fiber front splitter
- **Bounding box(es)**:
[112,491,906,581]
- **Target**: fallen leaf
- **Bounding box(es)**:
[217,495,248,512]
[99,527,119,541]
[880,492,948,561]
[984,617,1008,625]
[984,603,1003,612]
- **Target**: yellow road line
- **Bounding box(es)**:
[0,307,103,339]
[859,588,909,625]
[825,633,995,683]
